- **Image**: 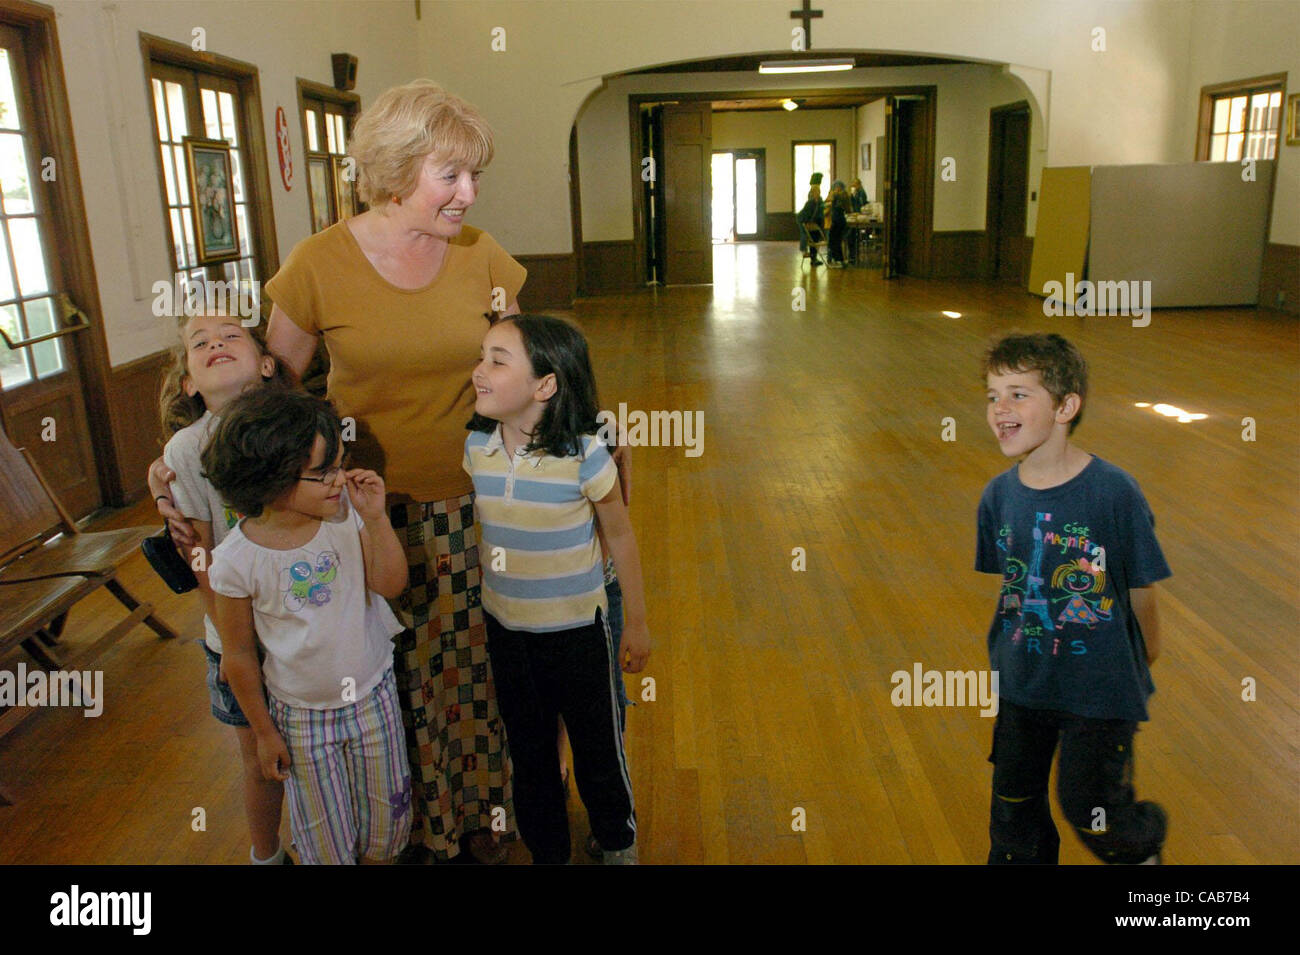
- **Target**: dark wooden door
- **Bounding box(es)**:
[0,22,101,517]
[661,103,712,285]
[988,104,1030,283]
[895,97,929,277]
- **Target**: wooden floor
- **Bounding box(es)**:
[2,241,1296,864]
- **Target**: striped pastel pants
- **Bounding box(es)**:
[268,668,412,864]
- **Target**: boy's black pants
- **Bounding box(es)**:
[988,698,1167,865]
[486,609,635,864]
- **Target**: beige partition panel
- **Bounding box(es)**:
[1027,166,1091,298]
[1089,161,1274,307]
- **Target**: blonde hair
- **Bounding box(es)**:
[158,311,293,438]
[349,80,495,206]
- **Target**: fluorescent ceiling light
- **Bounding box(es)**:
[942,311,961,318]
[782,99,799,111]
[759,58,855,74]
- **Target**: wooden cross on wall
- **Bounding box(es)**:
[790,0,824,49]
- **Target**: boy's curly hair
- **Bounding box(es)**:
[982,332,1088,433]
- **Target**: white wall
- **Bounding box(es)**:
[52,0,421,366]
[1180,0,1299,245]
[711,108,855,216]
[418,0,1219,253]
[855,99,885,202]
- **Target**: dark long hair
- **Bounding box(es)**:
[201,388,342,518]
[467,314,603,458]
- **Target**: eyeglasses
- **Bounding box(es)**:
[298,456,349,484]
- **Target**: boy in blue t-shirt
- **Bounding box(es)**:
[976,333,1169,864]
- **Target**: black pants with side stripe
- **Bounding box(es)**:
[485,609,635,863]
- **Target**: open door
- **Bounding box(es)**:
[987,103,1030,283]
[661,102,712,285]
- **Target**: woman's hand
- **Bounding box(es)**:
[346,469,388,522]
[148,456,198,549]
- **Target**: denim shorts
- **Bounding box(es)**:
[201,640,250,728]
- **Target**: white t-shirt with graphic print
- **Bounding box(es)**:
[208,501,403,709]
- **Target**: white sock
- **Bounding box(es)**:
[251,845,285,865]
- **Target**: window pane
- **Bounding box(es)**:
[1263,131,1277,160]
[0,49,21,131]
[0,131,33,214]
[180,209,197,265]
[0,302,31,387]
[9,217,48,296]
[219,92,237,146]
[173,145,190,205]
[165,81,188,140]
[230,150,245,203]
[305,108,319,151]
[169,208,187,267]
[236,204,250,257]
[1226,132,1244,161]
[1228,95,1247,132]
[325,114,338,153]
[0,224,13,300]
[1210,133,1227,162]
[152,78,169,140]
[25,296,62,377]
[160,143,178,205]
[201,88,221,140]
[736,157,757,235]
[333,114,345,153]
[1212,97,1230,134]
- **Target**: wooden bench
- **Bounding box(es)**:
[0,427,177,803]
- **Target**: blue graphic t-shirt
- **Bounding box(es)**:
[975,457,1171,721]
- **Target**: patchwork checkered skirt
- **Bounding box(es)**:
[387,493,514,859]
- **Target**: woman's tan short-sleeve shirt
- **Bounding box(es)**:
[265,222,526,502]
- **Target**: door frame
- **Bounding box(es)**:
[985,100,1030,283]
[712,147,766,241]
[882,89,937,279]
[626,84,935,285]
[0,0,121,504]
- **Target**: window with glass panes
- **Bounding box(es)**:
[1202,82,1283,162]
[149,62,259,311]
[300,86,359,233]
[793,142,834,211]
[0,45,62,390]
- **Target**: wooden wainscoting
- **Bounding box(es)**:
[582,240,638,294]
[930,230,985,280]
[515,253,576,310]
[765,212,799,242]
[106,350,170,503]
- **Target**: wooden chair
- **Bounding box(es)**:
[0,426,176,783]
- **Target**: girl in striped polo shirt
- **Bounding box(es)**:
[465,314,651,864]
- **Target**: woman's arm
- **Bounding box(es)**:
[592,487,650,672]
[212,593,290,780]
[266,304,319,379]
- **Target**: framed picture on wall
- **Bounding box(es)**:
[861,143,872,170]
[183,138,240,264]
[1287,93,1300,146]
[307,154,334,233]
